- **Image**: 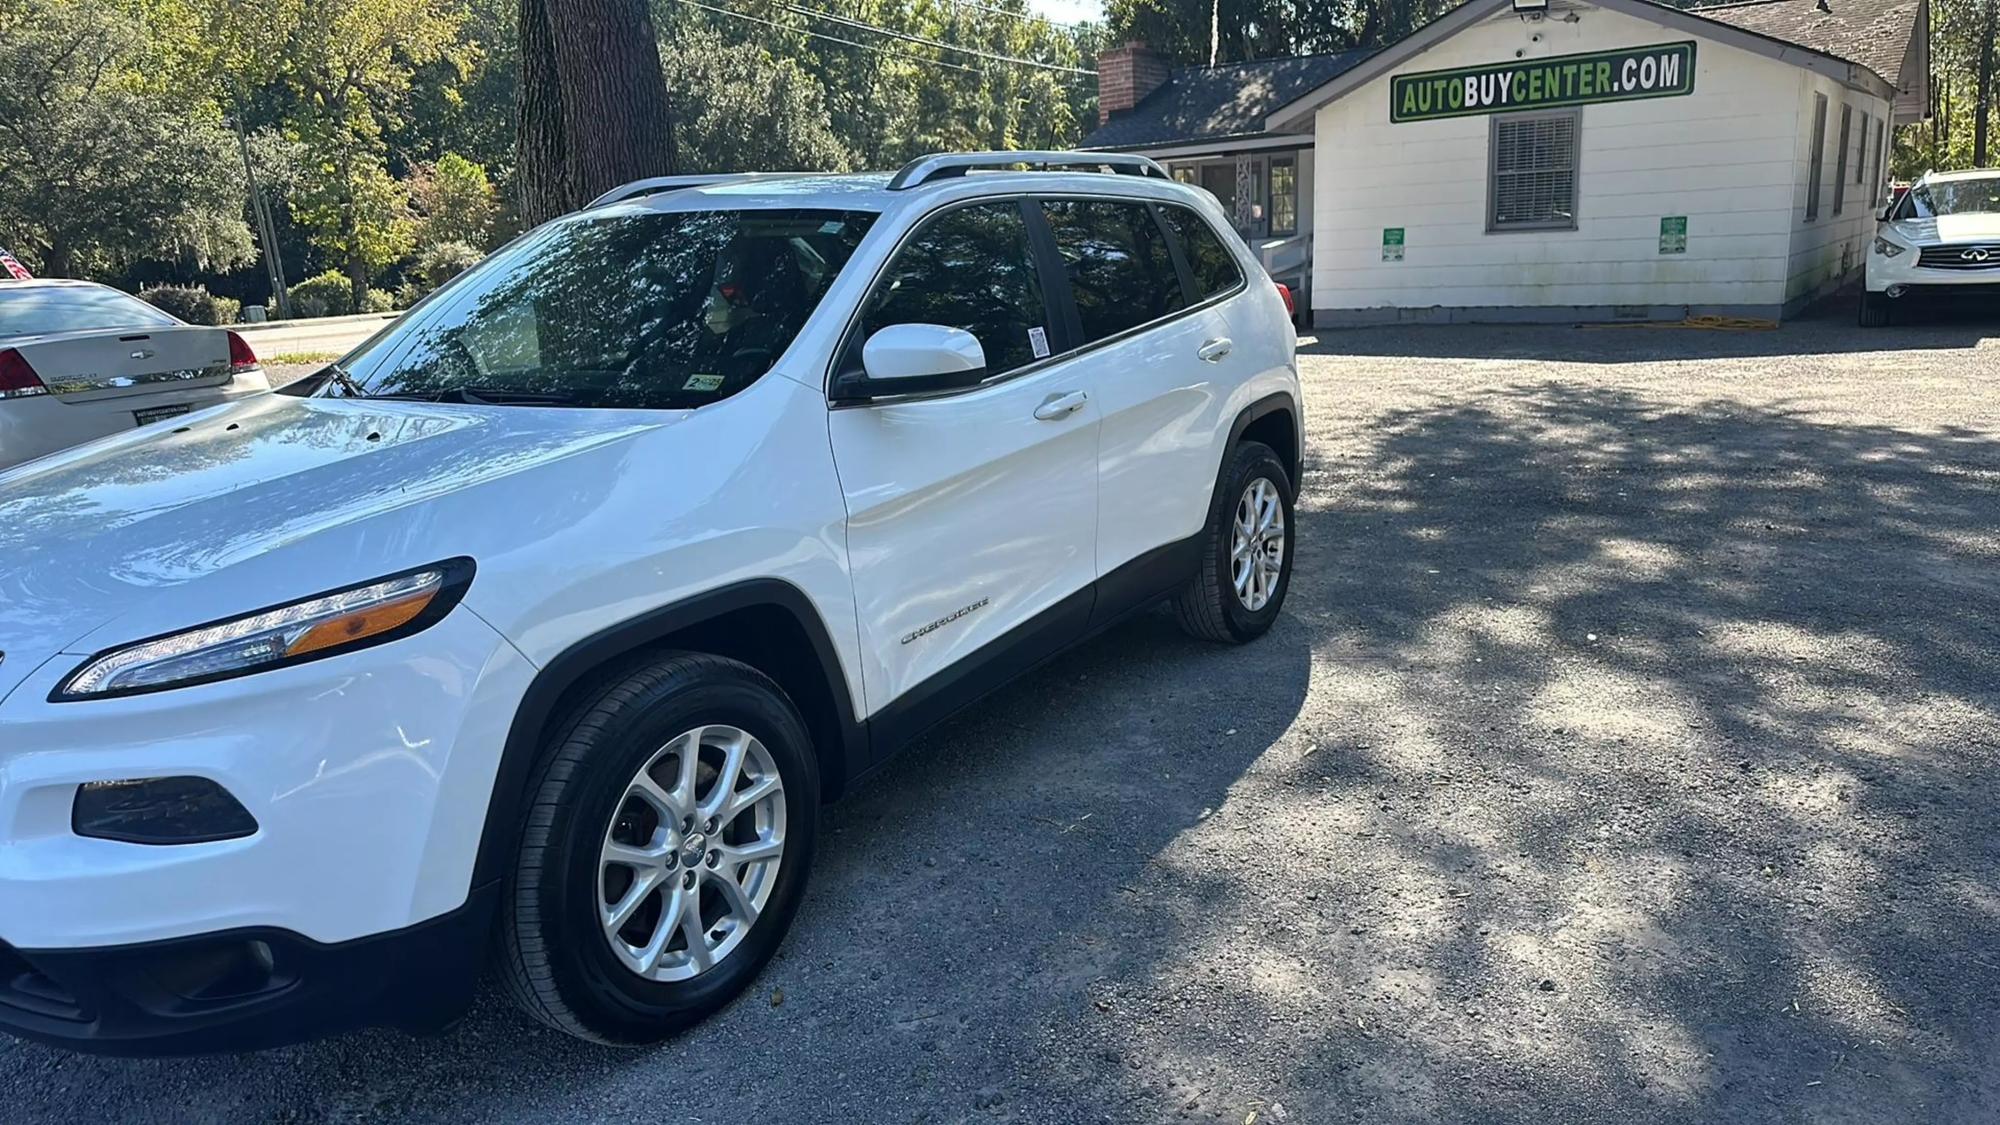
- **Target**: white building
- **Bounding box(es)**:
[1086,0,1929,325]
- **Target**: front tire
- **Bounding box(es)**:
[1859,290,1890,327]
[1174,440,1295,643]
[498,653,819,1045]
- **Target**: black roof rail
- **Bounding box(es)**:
[887,151,1172,191]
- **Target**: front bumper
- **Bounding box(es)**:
[0,605,537,1053]
[1866,250,2000,295]
[0,884,495,1055]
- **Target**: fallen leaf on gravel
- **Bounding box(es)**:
[770,987,785,1007]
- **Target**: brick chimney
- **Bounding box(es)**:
[1098,42,1169,124]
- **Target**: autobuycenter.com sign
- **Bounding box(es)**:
[1391,42,1696,123]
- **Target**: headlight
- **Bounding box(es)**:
[1872,236,1908,259]
[55,559,474,700]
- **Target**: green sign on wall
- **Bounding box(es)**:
[1659,216,1688,254]
[1390,41,1697,123]
[1382,227,1405,262]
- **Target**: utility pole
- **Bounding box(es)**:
[1978,0,1996,166]
[228,102,292,319]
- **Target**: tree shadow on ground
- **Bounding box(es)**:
[1051,380,2000,1122]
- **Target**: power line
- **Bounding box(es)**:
[782,2,1097,73]
[669,0,990,75]
[944,0,1088,29]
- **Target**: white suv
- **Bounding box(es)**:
[1862,168,2000,325]
[0,152,1300,1054]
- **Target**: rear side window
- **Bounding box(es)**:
[1041,199,1185,343]
[1158,205,1245,300]
[860,201,1049,376]
[0,285,176,338]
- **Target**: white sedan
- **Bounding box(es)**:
[0,279,271,470]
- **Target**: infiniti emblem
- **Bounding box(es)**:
[1961,248,1994,262]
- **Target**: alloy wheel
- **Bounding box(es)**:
[597,724,787,982]
[1230,476,1286,612]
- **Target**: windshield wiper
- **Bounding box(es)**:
[322,363,368,398]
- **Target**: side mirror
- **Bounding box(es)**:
[1876,204,1895,223]
[832,323,987,402]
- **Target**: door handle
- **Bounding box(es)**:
[1197,337,1234,363]
[1033,389,1089,421]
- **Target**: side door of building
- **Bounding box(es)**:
[826,197,1100,755]
[1035,196,1250,619]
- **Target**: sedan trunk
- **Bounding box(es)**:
[10,325,237,403]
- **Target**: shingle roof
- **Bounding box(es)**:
[1690,0,1920,86]
[1083,50,1374,150]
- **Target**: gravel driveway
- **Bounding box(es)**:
[9,305,2000,1123]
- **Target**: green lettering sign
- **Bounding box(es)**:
[1389,41,1697,123]
[1659,216,1687,254]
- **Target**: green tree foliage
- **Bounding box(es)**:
[1900,0,2000,176]
[696,0,1102,167]
[0,0,253,277]
[1103,0,1456,64]
[657,21,855,172]
[23,0,1116,306]
[410,152,501,247]
[173,0,472,305]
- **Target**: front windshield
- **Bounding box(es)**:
[1895,177,2000,220]
[333,206,877,408]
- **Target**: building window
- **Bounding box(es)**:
[1833,104,1851,215]
[1856,111,1869,184]
[1269,158,1298,236]
[1806,93,1827,220]
[1168,164,1197,185]
[1875,119,1887,204]
[1489,110,1580,232]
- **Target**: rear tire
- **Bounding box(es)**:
[498,653,819,1045]
[1174,440,1295,643]
[1859,290,1890,327]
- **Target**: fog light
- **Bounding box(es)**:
[1885,284,1909,299]
[72,777,257,844]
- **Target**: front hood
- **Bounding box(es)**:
[1891,214,2000,244]
[0,393,668,700]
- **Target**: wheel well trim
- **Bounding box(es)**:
[1229,389,1303,486]
[468,578,864,889]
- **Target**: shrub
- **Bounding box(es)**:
[288,270,353,319]
[212,294,242,324]
[359,287,396,314]
[393,278,426,310]
[415,240,482,290]
[140,284,226,325]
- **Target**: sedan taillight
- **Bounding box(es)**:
[0,347,48,399]
[1273,282,1296,318]
[226,331,260,376]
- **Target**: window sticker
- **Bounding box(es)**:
[818,220,845,234]
[1028,325,1050,359]
[682,372,725,392]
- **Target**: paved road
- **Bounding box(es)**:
[8,305,2000,1123]
[236,312,398,360]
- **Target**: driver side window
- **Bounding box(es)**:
[860,201,1052,379]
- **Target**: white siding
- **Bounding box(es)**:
[1308,1,1886,318]
[1786,72,1884,305]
